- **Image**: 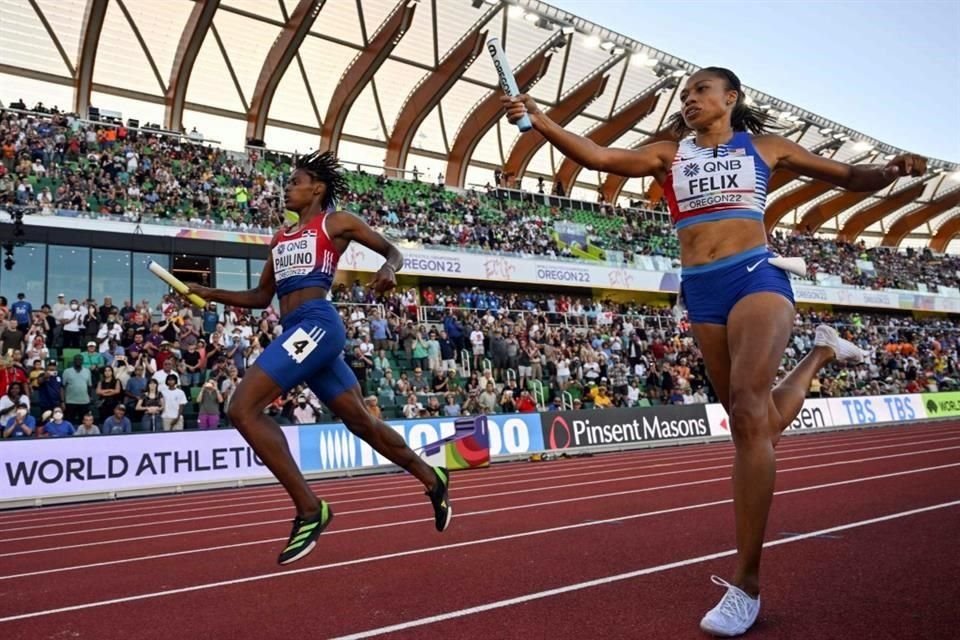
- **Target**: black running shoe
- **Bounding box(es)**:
[278,501,334,566]
[425,467,452,532]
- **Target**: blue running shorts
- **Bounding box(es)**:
[254,299,357,404]
[680,245,795,325]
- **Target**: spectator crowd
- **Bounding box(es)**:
[4,103,959,293]
[0,279,957,439]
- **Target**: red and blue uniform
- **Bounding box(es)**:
[663,133,794,324]
[256,214,356,403]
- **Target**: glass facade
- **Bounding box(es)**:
[46,245,90,304]
[91,249,132,305]
[0,243,266,307]
[215,257,248,294]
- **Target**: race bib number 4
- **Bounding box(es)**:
[282,327,323,364]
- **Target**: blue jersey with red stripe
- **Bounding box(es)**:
[663,132,770,231]
[270,214,340,297]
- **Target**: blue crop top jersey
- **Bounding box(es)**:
[270,214,340,298]
[662,131,771,231]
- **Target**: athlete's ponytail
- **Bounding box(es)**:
[668,67,776,138]
[295,150,348,210]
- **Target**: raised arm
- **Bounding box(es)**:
[501,95,675,179]
[757,135,927,192]
[327,211,402,293]
[187,259,276,310]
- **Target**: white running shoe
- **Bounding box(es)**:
[700,576,761,637]
[814,324,869,364]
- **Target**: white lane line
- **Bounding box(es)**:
[2,472,957,624]
[2,441,958,553]
[3,435,957,542]
[1,461,956,582]
[330,499,960,640]
[1,423,949,526]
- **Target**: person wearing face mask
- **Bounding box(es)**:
[3,404,35,438]
[0,382,30,424]
[39,408,75,437]
[60,299,85,349]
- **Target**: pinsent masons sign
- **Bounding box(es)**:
[542,405,710,450]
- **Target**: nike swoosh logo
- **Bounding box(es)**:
[746,259,765,272]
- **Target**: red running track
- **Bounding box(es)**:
[0,421,958,639]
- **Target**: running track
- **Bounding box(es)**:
[1,421,958,639]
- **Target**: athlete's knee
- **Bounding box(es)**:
[226,402,249,429]
[729,387,771,441]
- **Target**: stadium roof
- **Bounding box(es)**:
[1,0,958,250]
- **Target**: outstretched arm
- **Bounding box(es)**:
[501,95,675,179]
[187,260,276,309]
[328,211,402,294]
[758,135,927,192]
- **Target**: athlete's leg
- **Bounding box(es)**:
[227,366,320,518]
[310,359,436,489]
[724,292,794,597]
[691,323,833,446]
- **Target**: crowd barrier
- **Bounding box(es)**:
[0,392,954,508]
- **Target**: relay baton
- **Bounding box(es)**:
[487,38,532,132]
[147,261,207,308]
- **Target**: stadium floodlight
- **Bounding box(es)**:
[484,0,499,4]
[852,141,874,153]
[600,40,615,51]
[508,5,525,18]
[561,25,575,35]
[670,69,685,78]
[583,34,600,48]
[884,154,896,160]
[612,47,625,55]
[524,12,539,23]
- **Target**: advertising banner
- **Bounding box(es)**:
[827,394,925,427]
[706,398,834,438]
[297,413,543,473]
[541,404,709,450]
[0,427,298,501]
[921,392,960,419]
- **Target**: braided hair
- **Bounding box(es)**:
[295,150,348,210]
[667,67,775,138]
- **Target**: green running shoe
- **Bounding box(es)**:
[425,467,452,532]
[278,501,334,566]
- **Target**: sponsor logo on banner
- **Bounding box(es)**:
[786,399,834,431]
[339,245,366,270]
[484,257,516,281]
[794,286,830,302]
[922,392,960,418]
[298,414,543,472]
[404,254,463,274]
[543,405,709,450]
[0,428,296,502]
[607,268,634,288]
[706,399,833,439]
[536,265,592,284]
[828,394,924,426]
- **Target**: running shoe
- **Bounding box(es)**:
[814,324,870,364]
[425,467,452,532]
[278,500,334,566]
[700,576,761,637]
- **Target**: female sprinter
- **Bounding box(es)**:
[187,151,451,566]
[503,67,925,636]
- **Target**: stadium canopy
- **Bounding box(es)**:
[1,0,958,251]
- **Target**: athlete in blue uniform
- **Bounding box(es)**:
[503,67,926,636]
[187,152,451,566]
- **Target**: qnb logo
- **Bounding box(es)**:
[683,163,700,178]
[547,416,572,450]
